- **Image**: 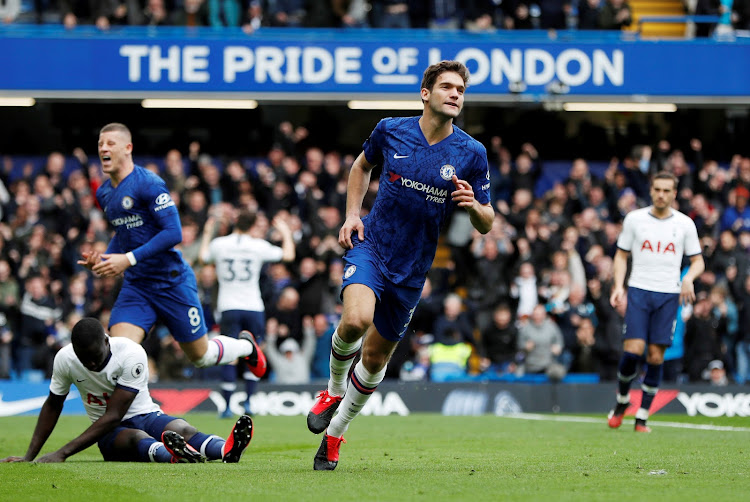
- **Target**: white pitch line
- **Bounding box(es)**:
[500,413,750,432]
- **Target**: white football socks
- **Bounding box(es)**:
[328,329,362,397]
[327,361,386,438]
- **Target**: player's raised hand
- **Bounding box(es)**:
[92,253,131,277]
[451,175,475,207]
[77,250,102,271]
[339,215,364,250]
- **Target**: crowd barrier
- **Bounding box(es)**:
[3,380,748,418]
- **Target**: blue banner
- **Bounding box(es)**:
[1,27,749,99]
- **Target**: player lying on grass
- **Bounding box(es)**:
[0,317,253,464]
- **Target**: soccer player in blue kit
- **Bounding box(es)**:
[307,61,495,470]
[78,123,266,378]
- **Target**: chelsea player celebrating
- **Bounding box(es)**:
[78,123,266,377]
[307,61,494,470]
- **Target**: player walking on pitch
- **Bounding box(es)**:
[78,123,266,379]
[607,171,704,432]
[307,60,494,470]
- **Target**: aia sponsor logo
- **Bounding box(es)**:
[640,240,676,254]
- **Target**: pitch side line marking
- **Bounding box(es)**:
[501,413,750,432]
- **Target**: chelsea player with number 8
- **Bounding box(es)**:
[78,123,266,379]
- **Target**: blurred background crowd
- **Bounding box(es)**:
[1,118,749,388]
[0,0,748,35]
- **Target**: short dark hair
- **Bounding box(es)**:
[420,60,470,94]
[100,123,132,142]
[236,209,257,231]
[71,317,106,349]
[651,170,678,189]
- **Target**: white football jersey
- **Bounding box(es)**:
[202,233,284,312]
[50,337,161,423]
[617,207,702,294]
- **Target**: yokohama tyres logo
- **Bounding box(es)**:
[623,389,750,417]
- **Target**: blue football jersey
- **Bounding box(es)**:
[97,165,189,286]
[360,116,491,287]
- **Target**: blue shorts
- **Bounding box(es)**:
[98,411,180,461]
[623,287,680,347]
[220,310,266,343]
[109,273,207,343]
[342,244,423,342]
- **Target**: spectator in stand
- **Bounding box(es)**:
[735,274,750,384]
[264,316,316,384]
[517,304,565,377]
[464,0,500,31]
[551,283,597,371]
[341,0,369,27]
[310,313,335,380]
[688,192,721,238]
[296,257,328,317]
[710,230,748,284]
[538,0,570,29]
[172,0,210,25]
[577,0,601,29]
[265,0,305,26]
[694,0,723,37]
[371,0,411,28]
[510,261,539,320]
[408,276,443,339]
[721,186,750,235]
[504,0,534,29]
[0,0,21,23]
[684,292,726,382]
[433,293,475,347]
[428,328,474,381]
[479,303,519,376]
[598,0,631,30]
[587,276,622,380]
[709,284,738,374]
[467,224,513,330]
[267,286,302,342]
[59,0,118,29]
[142,0,171,25]
[733,0,750,30]
[209,0,241,26]
[17,275,62,378]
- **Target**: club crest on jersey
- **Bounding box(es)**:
[440,164,456,181]
[121,196,134,210]
[344,265,356,279]
[131,363,144,379]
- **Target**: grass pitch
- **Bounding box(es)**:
[1,413,749,501]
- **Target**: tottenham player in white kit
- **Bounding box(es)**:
[200,208,295,417]
[0,318,253,464]
[608,171,704,432]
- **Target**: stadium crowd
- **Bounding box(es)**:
[3,1,749,33]
[0,120,749,387]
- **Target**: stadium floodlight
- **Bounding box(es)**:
[141,99,258,109]
[347,100,424,110]
[0,97,36,107]
[563,102,677,113]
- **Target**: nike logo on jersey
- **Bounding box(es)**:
[393,154,409,159]
[191,326,201,334]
